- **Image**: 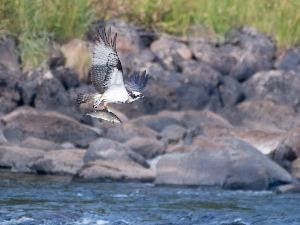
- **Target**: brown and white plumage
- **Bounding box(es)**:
[76,27,148,110]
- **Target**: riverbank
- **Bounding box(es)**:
[1,19,300,191]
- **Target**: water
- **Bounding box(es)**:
[0,172,299,225]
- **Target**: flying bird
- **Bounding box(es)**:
[76,27,148,111]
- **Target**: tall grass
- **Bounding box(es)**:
[113,0,300,48]
[0,0,94,71]
[0,0,300,71]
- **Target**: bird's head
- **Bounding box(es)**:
[127,91,144,103]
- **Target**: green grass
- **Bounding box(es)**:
[0,0,300,71]
[115,0,300,48]
[0,0,94,71]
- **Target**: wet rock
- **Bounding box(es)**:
[243,70,300,112]
[291,158,300,180]
[0,145,44,172]
[19,137,62,151]
[155,137,295,190]
[84,138,148,168]
[0,35,20,71]
[218,76,245,107]
[125,137,165,159]
[75,159,155,182]
[0,67,22,114]
[1,107,100,147]
[32,149,86,175]
[275,184,300,194]
[221,100,300,131]
[275,46,300,70]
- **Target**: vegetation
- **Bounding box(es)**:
[0,0,94,71]
[0,0,300,70]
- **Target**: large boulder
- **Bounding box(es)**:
[291,158,300,180]
[125,137,166,159]
[1,107,100,147]
[31,149,86,175]
[155,137,296,190]
[75,159,155,182]
[0,145,45,172]
[84,138,148,168]
[243,70,300,113]
[20,137,63,151]
[221,100,300,131]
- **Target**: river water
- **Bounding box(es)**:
[0,172,299,225]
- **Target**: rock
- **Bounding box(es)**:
[226,26,275,81]
[75,159,155,182]
[221,100,300,131]
[179,60,221,87]
[275,184,300,194]
[60,39,92,82]
[104,122,160,143]
[275,46,300,70]
[269,127,300,170]
[47,43,65,69]
[52,66,80,90]
[132,110,182,132]
[291,158,300,180]
[84,138,148,168]
[0,145,44,172]
[0,35,20,71]
[218,76,245,107]
[34,72,75,116]
[232,128,284,155]
[155,137,295,190]
[160,124,187,144]
[150,36,192,71]
[1,107,100,147]
[18,67,46,106]
[191,26,275,81]
[0,67,22,114]
[191,38,236,75]
[19,137,62,151]
[125,137,165,159]
[32,149,86,175]
[243,70,300,112]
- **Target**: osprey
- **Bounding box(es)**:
[76,27,148,111]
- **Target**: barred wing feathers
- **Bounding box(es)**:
[91,27,124,94]
[125,70,148,93]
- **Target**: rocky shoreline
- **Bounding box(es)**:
[1,19,300,192]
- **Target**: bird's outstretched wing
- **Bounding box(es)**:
[91,27,123,94]
[124,70,148,92]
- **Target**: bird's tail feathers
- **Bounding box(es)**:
[76,93,93,105]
